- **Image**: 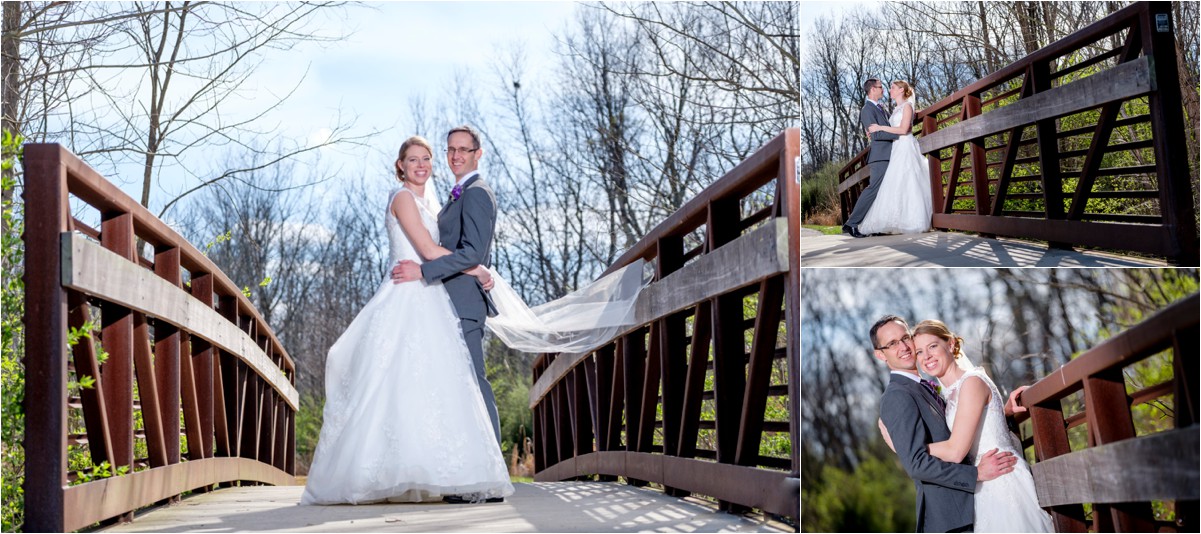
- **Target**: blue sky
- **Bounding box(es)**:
[82,1,581,220]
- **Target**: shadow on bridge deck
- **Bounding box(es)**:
[800,229,1164,267]
[100,482,788,533]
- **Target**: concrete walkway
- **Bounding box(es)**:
[801,229,1164,267]
[101,482,788,533]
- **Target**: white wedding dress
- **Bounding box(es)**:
[943,368,1053,533]
[858,100,933,235]
[300,187,514,505]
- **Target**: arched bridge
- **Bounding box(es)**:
[19,127,800,531]
[833,1,1198,266]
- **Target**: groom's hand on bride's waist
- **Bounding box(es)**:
[976,448,1017,481]
[392,260,422,284]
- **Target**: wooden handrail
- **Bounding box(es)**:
[1013,292,1199,532]
[529,129,799,521]
[23,144,297,532]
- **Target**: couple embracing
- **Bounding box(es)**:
[843,78,934,238]
[871,315,1053,533]
[301,126,513,505]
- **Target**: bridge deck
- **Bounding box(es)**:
[800,229,1164,267]
[100,482,787,533]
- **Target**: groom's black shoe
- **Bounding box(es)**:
[442,495,505,504]
[848,225,868,238]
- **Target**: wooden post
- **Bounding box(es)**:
[100,210,135,501]
[1083,369,1156,531]
[924,115,944,219]
[22,145,69,533]
[1141,1,1200,265]
[153,246,182,466]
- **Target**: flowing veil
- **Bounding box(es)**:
[485,260,651,354]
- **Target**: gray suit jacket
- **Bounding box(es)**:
[861,100,899,164]
[421,174,497,321]
[880,373,977,533]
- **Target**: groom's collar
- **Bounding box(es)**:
[890,370,922,383]
[455,170,480,187]
[867,97,885,107]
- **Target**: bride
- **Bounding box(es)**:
[300,136,513,505]
[858,80,933,235]
[911,320,1053,533]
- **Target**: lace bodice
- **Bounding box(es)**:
[386,188,440,265]
[889,101,913,134]
[942,368,1022,463]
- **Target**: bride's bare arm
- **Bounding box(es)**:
[867,103,914,136]
[391,193,490,283]
[927,376,990,463]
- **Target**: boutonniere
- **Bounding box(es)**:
[451,183,463,202]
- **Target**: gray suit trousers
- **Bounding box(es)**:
[461,317,501,445]
[846,160,890,227]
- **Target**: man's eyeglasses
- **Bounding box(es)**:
[446,147,479,156]
[876,334,912,351]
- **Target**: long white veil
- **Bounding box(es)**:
[485,260,651,354]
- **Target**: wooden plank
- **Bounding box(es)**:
[61,456,296,532]
[1083,368,1155,531]
[132,313,169,468]
[537,451,798,519]
[931,213,1172,256]
[178,331,205,460]
[191,273,216,459]
[964,94,992,216]
[527,219,788,407]
[679,303,712,459]
[100,211,136,480]
[69,290,113,466]
[62,233,299,408]
[1029,398,1089,532]
[1033,428,1199,507]
[919,57,1153,154]
[153,246,182,466]
[735,277,784,467]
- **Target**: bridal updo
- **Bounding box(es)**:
[395,135,434,183]
[892,80,914,100]
[913,319,963,358]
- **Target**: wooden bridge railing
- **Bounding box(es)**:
[528,129,800,520]
[1014,292,1198,532]
[23,144,298,532]
[838,1,1198,265]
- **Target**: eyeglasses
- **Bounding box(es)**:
[446,147,479,156]
[876,334,912,351]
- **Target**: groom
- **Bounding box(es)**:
[871,315,1017,532]
[844,78,899,238]
[392,124,502,449]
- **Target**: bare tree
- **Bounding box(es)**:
[2,1,374,217]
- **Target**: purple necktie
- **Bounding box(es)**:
[877,102,886,114]
[921,379,946,411]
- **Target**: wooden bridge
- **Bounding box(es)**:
[835,1,1198,266]
[19,127,799,531]
[1015,292,1198,532]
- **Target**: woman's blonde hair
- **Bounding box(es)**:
[395,136,434,183]
[892,80,914,100]
[913,319,963,358]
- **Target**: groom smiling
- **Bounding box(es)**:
[871,315,1016,532]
